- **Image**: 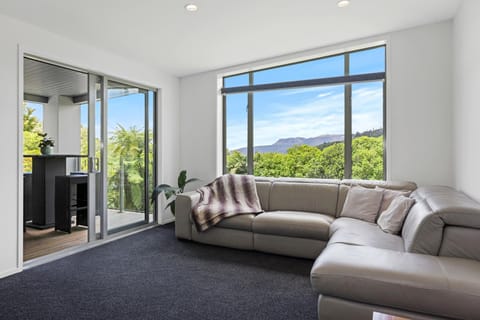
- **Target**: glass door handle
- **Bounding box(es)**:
[88,157,100,173]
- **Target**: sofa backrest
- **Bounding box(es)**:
[402,186,480,260]
[255,178,417,218]
[255,178,341,217]
[255,180,273,211]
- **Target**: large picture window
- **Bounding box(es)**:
[222,45,386,180]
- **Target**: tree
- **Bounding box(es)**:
[108,125,146,212]
[224,134,384,181]
[254,152,288,177]
[23,106,42,133]
[319,142,344,179]
[284,145,323,178]
[352,136,383,180]
[226,150,247,174]
[79,126,89,171]
[23,105,43,172]
[79,126,102,171]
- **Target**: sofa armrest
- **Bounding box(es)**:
[175,191,200,240]
[402,186,480,257]
[310,243,480,320]
[411,186,480,228]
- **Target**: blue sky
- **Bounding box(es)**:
[224,46,385,150]
[80,90,154,133]
[27,47,383,151]
[27,92,151,126]
[26,90,153,144]
[26,102,43,122]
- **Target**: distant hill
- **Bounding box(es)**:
[234,129,383,155]
[318,128,384,150]
[235,134,344,154]
[353,128,383,138]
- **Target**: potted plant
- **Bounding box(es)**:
[38,132,55,155]
[151,170,199,215]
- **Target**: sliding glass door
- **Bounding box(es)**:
[21,56,157,263]
[104,80,156,233]
[87,78,156,237]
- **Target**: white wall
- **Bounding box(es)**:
[453,0,480,202]
[0,13,180,278]
[179,73,220,183]
[387,22,453,186]
[180,21,453,187]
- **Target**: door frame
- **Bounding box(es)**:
[87,73,101,241]
[16,47,159,270]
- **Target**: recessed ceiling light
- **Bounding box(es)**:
[337,0,350,8]
[184,3,198,12]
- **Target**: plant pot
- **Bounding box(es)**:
[40,146,53,155]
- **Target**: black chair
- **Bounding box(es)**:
[54,174,88,233]
[23,173,33,232]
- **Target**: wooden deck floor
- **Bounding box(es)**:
[23,227,87,261]
[23,211,148,261]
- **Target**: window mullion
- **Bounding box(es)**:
[222,80,227,174]
[382,80,387,179]
[247,72,254,175]
[344,53,352,179]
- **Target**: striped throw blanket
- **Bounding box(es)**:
[192,174,263,232]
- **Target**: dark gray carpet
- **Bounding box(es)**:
[0,224,317,320]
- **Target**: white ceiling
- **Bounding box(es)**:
[0,0,461,77]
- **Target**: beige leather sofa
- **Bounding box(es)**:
[175,178,480,320]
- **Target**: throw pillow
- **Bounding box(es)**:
[375,186,412,214]
[377,195,415,234]
[340,186,384,223]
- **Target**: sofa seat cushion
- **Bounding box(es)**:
[329,217,404,251]
[253,211,334,241]
[215,214,255,232]
[311,243,480,320]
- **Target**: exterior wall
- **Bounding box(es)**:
[179,21,454,187]
[57,96,81,155]
[43,96,60,153]
[0,13,180,278]
[453,0,480,202]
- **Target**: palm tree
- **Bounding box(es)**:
[109,125,145,212]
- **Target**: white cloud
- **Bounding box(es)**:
[227,84,383,150]
[271,91,344,118]
[278,87,334,97]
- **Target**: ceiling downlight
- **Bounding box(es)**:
[184,4,198,12]
[337,0,350,8]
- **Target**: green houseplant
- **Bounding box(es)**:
[38,132,55,155]
[151,170,199,215]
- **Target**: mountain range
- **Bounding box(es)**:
[234,129,383,154]
[235,134,344,154]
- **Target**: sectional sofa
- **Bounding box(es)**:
[175,178,480,319]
